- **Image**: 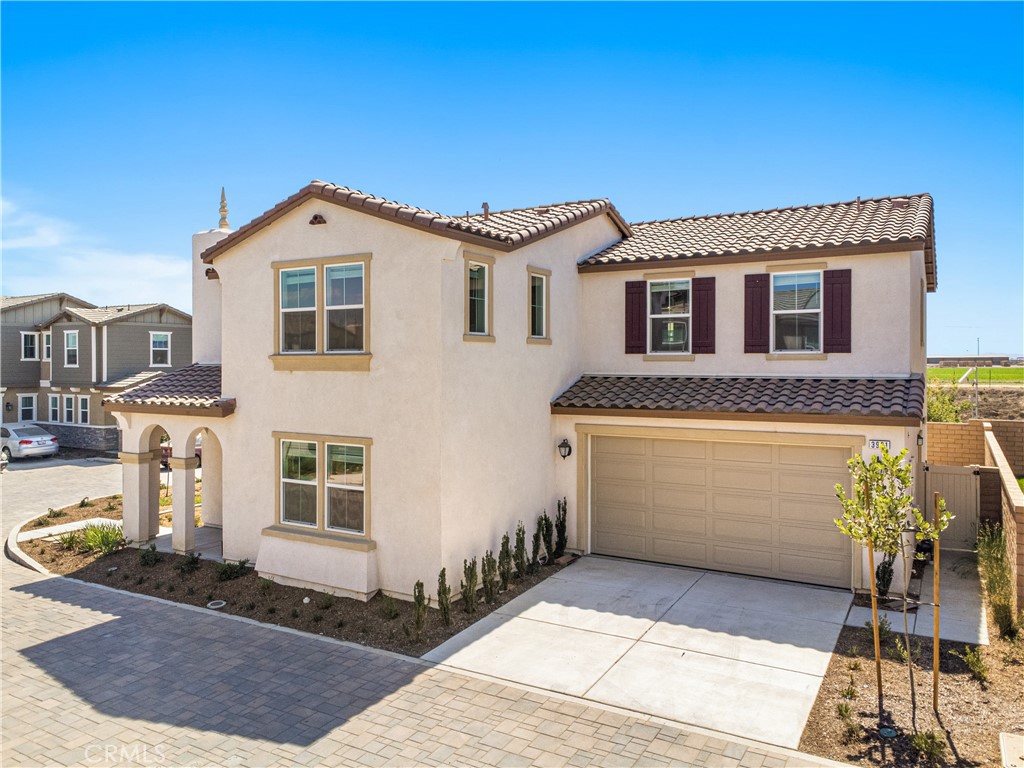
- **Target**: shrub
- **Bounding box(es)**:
[554,497,568,559]
[513,521,528,579]
[481,550,499,605]
[80,523,128,554]
[875,553,895,598]
[291,608,299,618]
[177,552,202,575]
[498,533,513,591]
[865,614,895,648]
[539,512,554,562]
[139,544,162,567]
[840,674,856,700]
[530,526,542,573]
[910,730,947,767]
[412,580,429,641]
[56,530,81,551]
[460,557,479,613]
[215,559,250,581]
[312,613,323,623]
[258,577,274,593]
[78,497,91,508]
[267,606,276,615]
[976,523,1020,639]
[316,593,336,610]
[950,645,988,685]
[835,702,852,720]
[926,381,972,423]
[437,568,453,626]
[47,507,66,519]
[380,594,400,620]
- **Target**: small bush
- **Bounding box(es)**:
[312,613,323,623]
[178,552,202,575]
[875,554,895,598]
[976,523,1020,639]
[185,586,195,596]
[412,580,429,642]
[437,568,453,626]
[380,594,400,620]
[316,593,336,611]
[950,645,988,685]
[865,614,895,647]
[498,533,513,591]
[135,576,146,585]
[56,530,81,551]
[80,523,128,554]
[215,559,250,581]
[154,581,163,591]
[481,550,499,605]
[840,674,856,700]
[848,658,862,672]
[461,557,479,613]
[530,526,542,573]
[47,507,67,519]
[291,608,299,619]
[835,702,852,720]
[258,577,274,593]
[267,606,276,615]
[513,521,528,579]
[539,512,554,562]
[166,585,175,593]
[910,730,947,767]
[335,618,344,628]
[139,544,162,567]
[78,497,91,508]
[554,497,568,559]
[104,502,116,511]
[205,593,214,602]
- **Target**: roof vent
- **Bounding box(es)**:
[891,198,910,209]
[537,208,550,214]
[309,213,327,225]
[482,202,489,221]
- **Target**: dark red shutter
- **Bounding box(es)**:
[744,274,770,353]
[691,277,715,354]
[823,269,852,353]
[624,281,646,354]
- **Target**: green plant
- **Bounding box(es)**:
[847,658,862,672]
[481,550,499,604]
[976,523,1020,639]
[205,593,214,602]
[258,577,274,593]
[46,507,66,519]
[33,519,47,527]
[437,568,453,626]
[926,381,972,423]
[316,593,336,610]
[835,702,852,719]
[460,557,479,613]
[910,730,947,767]
[166,584,175,593]
[554,497,568,559]
[215,559,250,581]
[79,523,128,554]
[154,581,163,590]
[335,618,344,628]
[380,594,400,620]
[875,553,895,598]
[56,530,81,551]
[139,544,162,567]
[312,613,323,623]
[840,674,857,700]
[267,606,277,615]
[412,580,429,642]
[530,526,542,573]
[291,608,299,618]
[498,533,513,591]
[513,521,528,578]
[539,511,554,561]
[78,497,91,508]
[178,551,201,574]
[950,645,988,685]
[185,586,195,596]
[104,502,116,511]
[135,576,146,585]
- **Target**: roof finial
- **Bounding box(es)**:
[219,187,230,229]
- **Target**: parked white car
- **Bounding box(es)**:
[0,423,59,461]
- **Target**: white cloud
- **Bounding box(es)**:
[1,199,192,312]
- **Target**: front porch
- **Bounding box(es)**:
[149,524,223,561]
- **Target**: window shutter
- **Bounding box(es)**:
[691,277,715,354]
[823,269,852,353]
[744,274,770,353]
[624,281,646,354]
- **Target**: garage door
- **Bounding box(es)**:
[591,435,852,588]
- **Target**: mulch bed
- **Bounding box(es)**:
[800,595,1024,765]
[24,496,124,530]
[27,536,568,658]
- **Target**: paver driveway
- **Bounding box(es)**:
[424,557,853,749]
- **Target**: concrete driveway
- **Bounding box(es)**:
[424,557,852,749]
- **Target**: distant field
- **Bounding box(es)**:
[928,367,1024,384]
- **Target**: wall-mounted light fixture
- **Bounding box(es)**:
[557,438,572,460]
[917,432,924,447]
[4,402,12,412]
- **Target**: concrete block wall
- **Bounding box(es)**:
[984,427,1024,613]
[979,467,1002,526]
[927,419,1022,475]
[990,421,1024,476]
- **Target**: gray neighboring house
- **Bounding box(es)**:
[1,294,192,450]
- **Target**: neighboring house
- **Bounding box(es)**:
[1,294,192,449]
[106,181,935,600]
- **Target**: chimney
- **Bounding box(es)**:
[482,202,489,221]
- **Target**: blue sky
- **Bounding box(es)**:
[2,2,1022,355]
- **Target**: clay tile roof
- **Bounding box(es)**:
[201,181,631,262]
[99,371,163,390]
[551,375,926,422]
[104,364,234,416]
[582,194,936,290]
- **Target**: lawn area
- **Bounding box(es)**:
[927,366,1024,385]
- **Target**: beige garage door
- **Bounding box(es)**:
[591,435,853,588]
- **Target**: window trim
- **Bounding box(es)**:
[43,332,51,361]
[20,332,39,361]
[463,252,495,342]
[63,395,75,423]
[647,278,692,355]
[78,395,90,425]
[279,438,319,529]
[48,394,60,422]
[273,431,372,540]
[770,270,823,354]
[64,330,79,367]
[324,261,367,354]
[149,331,172,367]
[526,266,551,344]
[270,254,372,371]
[17,393,36,421]
[324,442,367,534]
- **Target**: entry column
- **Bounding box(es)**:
[169,456,198,553]
[118,451,158,544]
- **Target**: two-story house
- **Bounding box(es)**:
[106,182,934,601]
[2,294,192,450]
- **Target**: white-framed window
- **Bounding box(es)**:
[771,272,822,352]
[528,270,550,340]
[150,332,171,367]
[280,439,318,526]
[48,395,59,422]
[78,396,90,424]
[280,267,317,353]
[64,330,79,367]
[63,395,75,423]
[325,443,365,533]
[20,332,39,361]
[43,332,51,361]
[648,279,691,354]
[18,394,36,421]
[467,261,489,335]
[324,263,365,352]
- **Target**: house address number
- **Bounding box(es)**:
[868,439,891,450]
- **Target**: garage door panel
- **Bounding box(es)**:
[594,482,647,506]
[778,470,848,498]
[778,498,839,523]
[712,544,773,574]
[594,505,646,530]
[594,457,647,482]
[595,436,646,456]
[712,518,772,545]
[712,492,773,518]
[779,444,850,469]
[779,524,847,554]
[778,552,848,588]
[651,486,707,512]
[652,440,706,460]
[712,468,773,492]
[711,441,773,463]
[594,530,647,558]
[651,538,708,564]
[652,511,707,536]
[652,463,706,487]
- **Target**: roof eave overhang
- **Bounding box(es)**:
[103,399,236,418]
[549,405,922,427]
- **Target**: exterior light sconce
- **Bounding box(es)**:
[917,432,924,447]
[4,402,12,412]
[557,438,572,460]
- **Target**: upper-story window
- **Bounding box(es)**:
[64,330,79,367]
[771,272,821,352]
[43,332,51,361]
[649,279,691,354]
[527,267,551,343]
[20,332,39,361]
[280,267,317,353]
[325,263,364,352]
[468,263,488,334]
[150,332,172,367]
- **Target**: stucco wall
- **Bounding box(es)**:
[580,250,926,377]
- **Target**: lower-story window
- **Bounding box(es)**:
[18,394,36,421]
[48,395,60,422]
[326,443,365,533]
[63,395,75,423]
[79,396,90,425]
[281,440,317,526]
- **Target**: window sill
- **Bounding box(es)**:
[526,337,552,346]
[262,524,375,551]
[643,354,695,362]
[463,334,495,344]
[765,353,828,361]
[269,353,372,371]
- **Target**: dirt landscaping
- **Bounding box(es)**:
[24,487,203,531]
[978,387,1024,420]
[800,603,1024,766]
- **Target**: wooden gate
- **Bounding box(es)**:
[923,464,981,550]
